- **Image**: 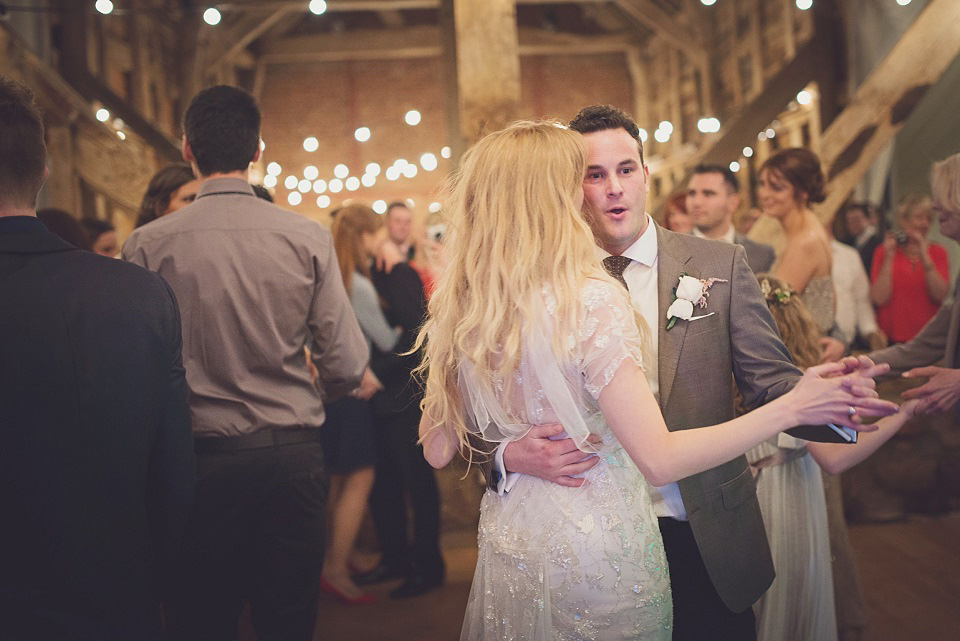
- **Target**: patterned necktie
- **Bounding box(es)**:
[603,255,632,291]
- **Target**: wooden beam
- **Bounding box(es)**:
[694,37,820,168]
[625,47,651,132]
[818,0,960,221]
[257,26,632,63]
[612,0,706,67]
[128,0,155,121]
[55,5,181,161]
[439,0,465,164]
[207,9,296,72]
[236,0,604,11]
[455,0,520,143]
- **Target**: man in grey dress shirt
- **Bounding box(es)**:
[124,86,367,641]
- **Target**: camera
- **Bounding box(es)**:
[894,231,909,246]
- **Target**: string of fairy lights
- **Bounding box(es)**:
[61,1,903,212]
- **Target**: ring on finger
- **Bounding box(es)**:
[847,406,858,417]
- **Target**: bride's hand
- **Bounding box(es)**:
[785,361,899,430]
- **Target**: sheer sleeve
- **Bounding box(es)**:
[577,281,646,401]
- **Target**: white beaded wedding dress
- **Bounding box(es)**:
[458,281,672,641]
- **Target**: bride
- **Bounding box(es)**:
[415,121,895,640]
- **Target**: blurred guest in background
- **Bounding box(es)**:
[385,201,415,260]
[831,231,887,353]
[870,194,949,344]
[869,153,960,416]
[135,163,199,228]
[660,191,693,233]
[321,204,400,606]
[687,164,775,273]
[36,208,90,250]
[758,148,835,335]
[81,218,118,257]
[836,201,883,270]
[736,206,764,236]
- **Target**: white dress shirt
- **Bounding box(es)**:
[497,216,688,519]
[832,240,879,343]
[691,224,736,245]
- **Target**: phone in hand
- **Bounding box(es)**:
[828,423,858,444]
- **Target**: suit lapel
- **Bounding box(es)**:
[656,225,693,411]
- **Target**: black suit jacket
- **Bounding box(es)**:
[369,263,427,417]
[0,218,195,641]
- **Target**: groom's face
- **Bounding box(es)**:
[581,128,650,256]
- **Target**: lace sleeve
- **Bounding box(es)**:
[578,281,645,401]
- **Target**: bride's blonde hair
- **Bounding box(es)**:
[415,120,642,460]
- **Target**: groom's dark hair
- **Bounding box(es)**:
[569,105,645,165]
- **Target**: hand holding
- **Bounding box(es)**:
[906,230,928,252]
[831,354,891,380]
[502,423,601,488]
[882,231,898,254]
[788,361,898,430]
[901,366,960,415]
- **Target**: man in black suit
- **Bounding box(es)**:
[0,77,195,640]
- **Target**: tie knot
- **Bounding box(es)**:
[603,255,632,278]
[603,255,632,290]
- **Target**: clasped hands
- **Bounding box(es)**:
[502,355,899,488]
[900,365,960,416]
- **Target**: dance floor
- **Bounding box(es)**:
[238,474,960,641]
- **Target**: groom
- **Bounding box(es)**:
[499,105,799,640]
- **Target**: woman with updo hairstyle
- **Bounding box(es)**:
[757,148,835,334]
[135,163,200,228]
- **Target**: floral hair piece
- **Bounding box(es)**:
[760,278,793,304]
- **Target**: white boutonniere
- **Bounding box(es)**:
[666,273,728,330]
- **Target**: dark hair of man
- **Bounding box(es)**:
[691,164,740,194]
[80,218,115,244]
[0,77,47,209]
[760,147,826,205]
[36,208,91,250]
[386,201,408,217]
[136,163,195,228]
[252,184,274,202]
[182,85,260,176]
[568,105,645,165]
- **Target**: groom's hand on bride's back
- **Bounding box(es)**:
[503,424,601,488]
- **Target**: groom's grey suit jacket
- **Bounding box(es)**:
[734,233,775,274]
[654,224,802,613]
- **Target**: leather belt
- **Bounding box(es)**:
[194,428,323,454]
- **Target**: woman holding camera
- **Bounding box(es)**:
[870,194,949,344]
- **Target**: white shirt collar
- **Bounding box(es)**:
[692,224,736,244]
[596,214,658,266]
[855,225,876,247]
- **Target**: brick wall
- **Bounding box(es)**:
[258,53,633,227]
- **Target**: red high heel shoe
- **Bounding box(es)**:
[319,577,376,605]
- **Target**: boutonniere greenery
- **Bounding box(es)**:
[666,273,728,330]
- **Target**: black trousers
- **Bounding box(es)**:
[164,441,327,641]
[368,407,444,580]
[659,518,757,641]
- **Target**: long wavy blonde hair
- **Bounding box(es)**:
[415,120,641,459]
